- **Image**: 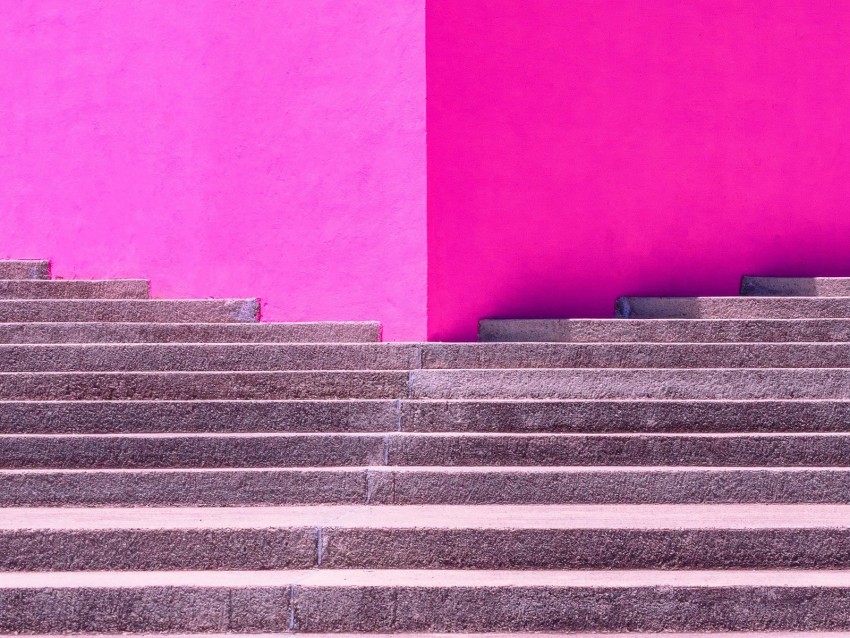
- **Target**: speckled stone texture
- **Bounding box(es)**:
[0,298,260,322]
[741,276,850,297]
[0,321,382,343]
[480,317,850,342]
[616,296,850,319]
[0,279,149,299]
[0,260,50,279]
[5,269,850,633]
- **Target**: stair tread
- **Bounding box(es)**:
[5,504,850,530]
[6,568,850,588]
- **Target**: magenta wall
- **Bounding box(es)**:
[0,1,426,340]
[428,1,850,340]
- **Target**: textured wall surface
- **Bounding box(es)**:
[428,1,850,340]
[0,1,426,340]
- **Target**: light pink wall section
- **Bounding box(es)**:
[428,1,850,341]
[0,1,426,340]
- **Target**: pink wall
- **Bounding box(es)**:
[0,0,426,340]
[428,1,850,340]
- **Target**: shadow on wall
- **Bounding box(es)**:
[427,0,850,341]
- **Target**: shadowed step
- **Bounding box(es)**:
[741,277,850,297]
[615,296,850,319]
[479,318,850,342]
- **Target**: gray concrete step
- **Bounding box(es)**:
[2,569,850,632]
[6,433,850,469]
[479,318,850,342]
[615,296,850,319]
[0,260,50,280]
[409,368,850,400]
[0,299,260,322]
[0,371,407,400]
[0,279,149,299]
[0,400,400,434]
[10,342,850,371]
[0,321,382,343]
[2,505,850,570]
[741,276,850,296]
[6,467,850,506]
[401,399,850,433]
[0,343,417,371]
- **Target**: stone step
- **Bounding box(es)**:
[10,342,850,372]
[0,343,417,371]
[6,467,850,505]
[3,569,850,632]
[0,279,149,299]
[410,368,850,400]
[7,433,850,469]
[0,260,50,280]
[615,296,850,319]
[421,342,850,369]
[0,299,260,323]
[0,371,407,400]
[0,321,382,343]
[4,399,850,435]
[741,276,850,297]
[479,318,850,342]
[0,400,399,434]
[401,399,850,433]
[3,505,850,570]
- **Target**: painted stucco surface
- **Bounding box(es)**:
[0,1,426,340]
[428,1,850,340]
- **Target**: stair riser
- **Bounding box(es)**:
[0,372,408,400]
[0,470,366,506]
[402,400,850,433]
[741,277,850,297]
[0,587,289,633]
[410,369,850,400]
[7,528,850,570]
[8,434,850,468]
[3,586,850,632]
[480,318,850,342]
[0,261,50,280]
[0,299,260,323]
[422,343,850,370]
[0,401,399,434]
[0,322,382,343]
[0,436,386,468]
[7,470,850,505]
[0,281,149,299]
[4,400,846,435]
[0,344,417,372]
[9,343,850,371]
[616,297,850,319]
[292,586,850,632]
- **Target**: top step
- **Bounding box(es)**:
[741,276,850,297]
[0,260,50,280]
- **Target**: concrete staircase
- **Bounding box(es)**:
[5,262,850,633]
